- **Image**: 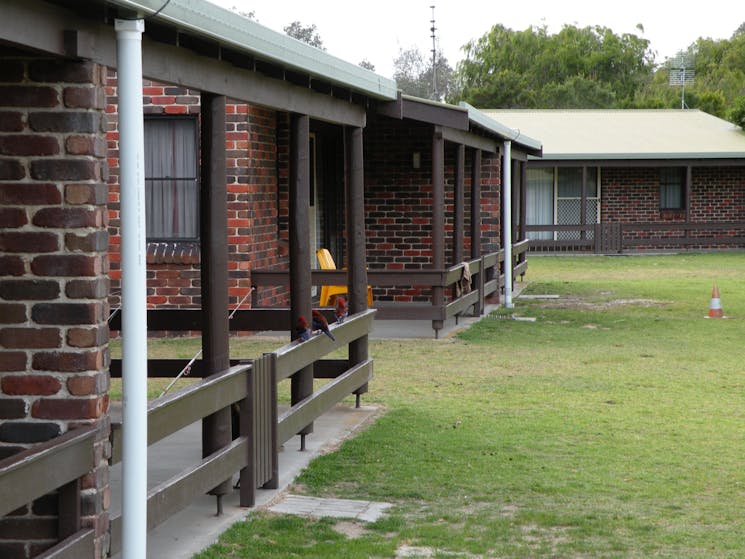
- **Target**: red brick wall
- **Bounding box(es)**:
[690,167,745,221]
[602,167,666,223]
[238,105,287,306]
[0,58,110,559]
[363,116,501,302]
[602,166,745,249]
[106,76,287,320]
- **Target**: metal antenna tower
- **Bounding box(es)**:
[430,5,437,100]
[668,51,695,109]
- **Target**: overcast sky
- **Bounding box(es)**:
[209,1,742,78]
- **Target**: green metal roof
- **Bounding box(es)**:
[107,0,398,100]
[482,109,745,160]
[460,102,542,154]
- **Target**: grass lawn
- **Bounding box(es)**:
[185,252,745,558]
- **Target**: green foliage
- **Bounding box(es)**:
[728,96,745,128]
[633,34,745,118]
[451,21,745,120]
[452,24,654,108]
[393,46,453,100]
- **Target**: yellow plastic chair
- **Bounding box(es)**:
[316,248,373,307]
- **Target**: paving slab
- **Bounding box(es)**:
[268,494,392,522]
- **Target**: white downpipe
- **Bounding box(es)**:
[503,140,513,309]
[116,18,147,559]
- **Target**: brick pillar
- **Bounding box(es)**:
[0,57,110,559]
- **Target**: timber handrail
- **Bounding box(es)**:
[526,221,745,253]
[110,363,251,465]
[0,425,97,559]
[0,425,96,517]
[108,308,377,556]
[273,308,375,381]
[251,245,529,336]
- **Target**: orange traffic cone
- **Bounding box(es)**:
[708,284,723,318]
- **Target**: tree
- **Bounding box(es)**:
[634,33,745,119]
[393,46,453,100]
[358,59,376,71]
[728,96,745,128]
[284,21,325,50]
[451,24,654,109]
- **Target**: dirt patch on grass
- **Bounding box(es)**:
[333,520,371,539]
[533,297,664,311]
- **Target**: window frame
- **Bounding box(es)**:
[659,167,686,211]
[143,115,200,242]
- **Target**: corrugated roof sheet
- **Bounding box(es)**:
[482,109,745,160]
[107,0,398,100]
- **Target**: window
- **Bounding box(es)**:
[659,168,685,210]
[525,168,554,241]
[144,118,199,240]
[526,167,601,241]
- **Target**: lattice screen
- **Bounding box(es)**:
[557,199,598,240]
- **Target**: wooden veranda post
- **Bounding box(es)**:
[454,143,465,265]
[581,166,588,241]
[470,148,483,315]
[346,126,369,405]
[432,127,445,335]
[289,113,314,444]
[200,93,232,508]
[685,165,693,244]
[520,160,528,243]
[512,158,520,244]
[519,160,528,275]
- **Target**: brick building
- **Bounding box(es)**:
[484,109,745,252]
[0,55,111,558]
[104,87,541,314]
[0,1,542,557]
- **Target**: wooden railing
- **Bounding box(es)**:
[251,243,529,337]
[0,425,97,559]
[526,221,745,253]
[107,308,375,556]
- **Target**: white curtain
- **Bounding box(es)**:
[526,168,554,240]
[144,119,198,239]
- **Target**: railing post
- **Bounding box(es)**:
[57,479,81,540]
[476,256,485,315]
[265,353,279,489]
[486,247,499,305]
[238,366,255,508]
